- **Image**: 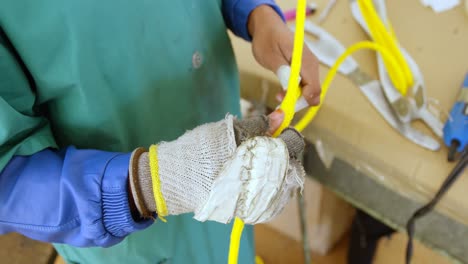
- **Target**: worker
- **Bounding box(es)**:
[0,1,320,263]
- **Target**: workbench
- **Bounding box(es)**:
[232,0,468,262]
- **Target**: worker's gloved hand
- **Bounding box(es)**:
[129,115,306,225]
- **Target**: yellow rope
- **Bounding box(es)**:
[227,34,407,264]
[229,1,413,263]
[228,218,245,264]
[272,0,308,138]
[146,3,409,263]
[149,144,168,222]
[357,0,413,95]
[255,255,265,264]
[294,41,405,132]
[229,0,307,262]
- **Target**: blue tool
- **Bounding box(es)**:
[443,73,468,161]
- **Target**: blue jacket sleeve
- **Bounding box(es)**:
[0,147,152,247]
[222,0,285,41]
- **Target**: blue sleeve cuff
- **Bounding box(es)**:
[223,0,285,41]
[0,147,152,247]
[101,153,152,239]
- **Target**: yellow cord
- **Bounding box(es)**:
[357,0,413,95]
[228,1,412,263]
[229,0,307,262]
[272,0,308,137]
[149,144,168,222]
[145,1,413,262]
[255,256,265,264]
[294,41,404,132]
[228,218,245,264]
[358,0,412,92]
[227,40,406,264]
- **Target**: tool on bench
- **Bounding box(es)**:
[350,0,444,148]
[405,73,468,264]
[443,73,468,162]
[285,21,440,150]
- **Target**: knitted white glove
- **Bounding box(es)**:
[129,115,305,224]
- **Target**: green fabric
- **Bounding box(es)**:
[56,215,254,264]
[0,0,254,263]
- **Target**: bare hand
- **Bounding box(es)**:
[248,5,321,108]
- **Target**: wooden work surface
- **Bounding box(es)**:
[232,0,468,261]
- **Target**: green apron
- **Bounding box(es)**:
[0,0,254,263]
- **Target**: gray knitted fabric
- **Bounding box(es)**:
[233,115,269,145]
[278,128,305,158]
[136,152,155,213]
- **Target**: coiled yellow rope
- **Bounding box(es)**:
[357,0,413,95]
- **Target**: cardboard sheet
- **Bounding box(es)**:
[232,0,468,226]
